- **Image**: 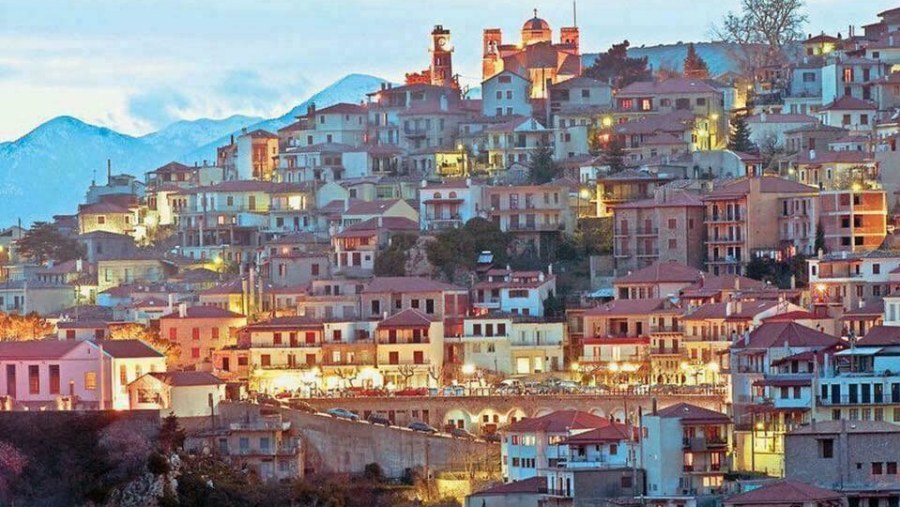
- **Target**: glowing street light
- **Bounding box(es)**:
[461,363,476,376]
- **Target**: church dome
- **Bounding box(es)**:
[523,15,550,32]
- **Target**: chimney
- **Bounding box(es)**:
[725,301,733,317]
[75,258,83,273]
[651,397,658,415]
[743,330,751,346]
[168,293,175,314]
[760,112,767,123]
[377,216,383,228]
[107,159,112,184]
[548,263,553,276]
[382,311,388,320]
[178,302,187,318]
[308,103,316,116]
[230,134,235,145]
[241,127,248,135]
[734,276,740,290]
[790,275,796,290]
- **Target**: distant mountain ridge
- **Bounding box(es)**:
[0,73,388,225]
[582,41,747,77]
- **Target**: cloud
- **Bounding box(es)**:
[127,87,191,131]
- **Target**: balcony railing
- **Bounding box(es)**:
[817,394,897,406]
[709,212,742,222]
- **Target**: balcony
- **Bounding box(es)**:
[231,445,299,457]
[251,342,323,349]
[682,436,727,451]
[683,463,723,473]
[506,222,564,232]
[635,227,658,236]
[473,298,502,309]
[817,394,899,406]
[651,347,682,355]
[636,248,659,257]
[708,213,743,223]
[708,236,743,244]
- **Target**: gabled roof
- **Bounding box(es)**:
[309,103,366,116]
[615,260,703,285]
[78,202,131,214]
[0,340,84,360]
[149,161,193,174]
[344,199,406,215]
[683,300,780,321]
[239,129,277,139]
[820,95,877,111]
[505,410,611,433]
[561,423,633,444]
[362,276,465,294]
[617,78,720,96]
[379,308,434,327]
[147,371,224,387]
[731,322,840,350]
[725,479,842,506]
[610,191,704,210]
[746,113,818,124]
[96,340,164,358]
[655,403,730,424]
[795,150,874,165]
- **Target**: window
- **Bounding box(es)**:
[192,327,200,340]
[668,239,677,249]
[97,216,106,225]
[191,348,200,359]
[873,462,884,475]
[49,365,60,394]
[640,99,652,111]
[28,365,39,394]
[211,327,220,340]
[621,476,633,489]
[861,114,869,125]
[668,218,676,229]
[874,264,881,274]
[120,365,127,385]
[889,462,898,474]
[273,332,282,345]
[85,371,97,390]
[582,89,590,98]
[696,97,707,106]
[819,438,834,458]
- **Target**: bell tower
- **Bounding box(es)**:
[482,28,503,80]
[429,25,454,87]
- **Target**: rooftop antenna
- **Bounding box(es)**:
[107,159,111,184]
[573,0,577,27]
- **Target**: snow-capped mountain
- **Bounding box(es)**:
[0,73,388,225]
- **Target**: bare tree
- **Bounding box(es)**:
[397,365,417,388]
[712,0,808,75]
[333,367,360,388]
[427,364,447,387]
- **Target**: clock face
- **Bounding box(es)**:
[437,37,447,49]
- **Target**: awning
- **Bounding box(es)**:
[834,347,883,356]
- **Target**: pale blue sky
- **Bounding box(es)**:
[0,0,894,140]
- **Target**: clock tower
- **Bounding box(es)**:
[429,25,454,87]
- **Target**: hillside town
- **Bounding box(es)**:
[4,2,900,507]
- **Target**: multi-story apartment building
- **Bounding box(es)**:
[484,116,550,170]
[472,268,556,317]
[729,322,841,476]
[159,305,247,370]
[419,179,484,231]
[278,103,367,149]
[818,96,879,132]
[612,260,702,300]
[596,168,675,217]
[366,83,470,150]
[821,56,887,103]
[500,410,617,481]
[641,403,731,497]
[217,129,280,181]
[611,190,706,273]
[483,183,573,254]
[450,315,564,375]
[331,217,418,276]
[615,78,726,150]
[374,308,444,387]
[808,251,900,312]
[704,176,819,275]
[481,70,532,118]
[794,150,878,191]
[818,190,887,253]
[360,276,469,335]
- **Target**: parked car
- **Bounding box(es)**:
[482,432,502,443]
[450,427,476,439]
[257,394,280,406]
[441,385,466,396]
[287,399,317,413]
[408,421,438,433]
[394,387,428,396]
[367,413,392,426]
[326,408,359,421]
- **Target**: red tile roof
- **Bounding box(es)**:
[614,260,703,285]
[148,371,224,387]
[655,403,730,424]
[469,476,546,497]
[0,340,85,360]
[683,301,780,321]
[362,276,465,294]
[618,78,719,96]
[561,423,633,444]
[857,325,900,346]
[505,410,612,433]
[379,308,434,327]
[335,217,419,238]
[96,340,164,358]
[584,298,668,317]
[344,199,406,215]
[745,113,818,124]
[820,95,877,111]
[79,202,131,214]
[731,322,840,350]
[149,161,193,174]
[642,132,687,146]
[705,176,817,199]
[795,150,874,165]
[725,479,842,506]
[240,129,278,139]
[309,103,366,116]
[611,191,704,210]
[161,306,246,319]
[761,310,818,322]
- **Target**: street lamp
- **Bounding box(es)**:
[461,363,476,394]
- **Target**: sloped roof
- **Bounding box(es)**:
[683,300,779,321]
[561,423,633,444]
[96,340,164,358]
[161,306,245,319]
[615,260,703,285]
[795,150,874,165]
[344,199,406,215]
[469,476,546,497]
[379,308,434,327]
[506,410,611,433]
[820,95,877,111]
[147,371,224,387]
[857,325,900,346]
[584,298,668,317]
[731,322,840,350]
[725,479,842,506]
[0,340,84,360]
[656,402,730,424]
[79,202,131,214]
[746,113,817,124]
[149,161,193,174]
[611,192,705,209]
[618,78,720,96]
[705,176,817,199]
[362,276,465,293]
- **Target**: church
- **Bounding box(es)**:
[482,9,582,99]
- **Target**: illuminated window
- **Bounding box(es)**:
[85,371,97,390]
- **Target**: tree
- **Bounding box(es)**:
[713,0,808,74]
[396,364,417,388]
[374,233,418,276]
[108,322,180,365]
[584,40,651,88]
[728,115,755,153]
[529,142,557,184]
[159,413,186,453]
[16,222,85,265]
[814,222,826,254]
[603,136,627,174]
[683,43,709,79]
[0,441,27,502]
[425,218,511,281]
[0,312,52,340]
